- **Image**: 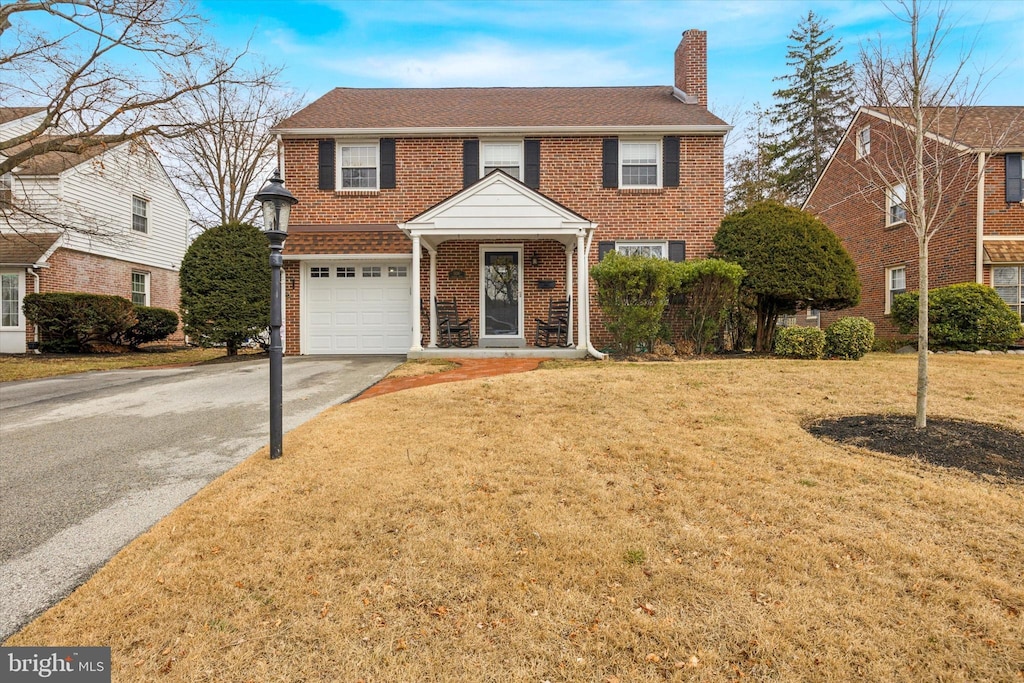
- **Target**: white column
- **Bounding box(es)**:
[576,232,587,351]
[411,234,423,351]
[565,243,574,347]
[428,246,438,347]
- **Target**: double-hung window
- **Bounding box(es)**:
[886,265,906,314]
[0,172,12,208]
[132,196,149,233]
[481,142,522,180]
[1,272,21,327]
[616,241,667,258]
[131,271,150,306]
[620,141,660,188]
[994,266,1023,320]
[340,143,378,190]
[887,183,907,225]
[856,126,871,158]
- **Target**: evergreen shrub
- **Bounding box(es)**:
[824,316,874,359]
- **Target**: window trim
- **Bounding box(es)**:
[619,139,662,189]
[886,183,907,226]
[131,270,150,307]
[0,172,13,207]
[1,271,24,329]
[615,241,669,259]
[132,195,149,234]
[885,265,906,314]
[993,264,1023,320]
[480,139,524,181]
[338,140,380,191]
[856,126,871,159]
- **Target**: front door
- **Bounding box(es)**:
[480,247,523,341]
[0,269,26,354]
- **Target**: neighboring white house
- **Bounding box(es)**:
[1,107,190,353]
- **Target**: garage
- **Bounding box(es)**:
[303,261,412,354]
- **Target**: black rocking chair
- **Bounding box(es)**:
[534,297,571,347]
[434,298,474,348]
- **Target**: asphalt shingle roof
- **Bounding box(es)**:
[867,106,1024,149]
[0,232,62,265]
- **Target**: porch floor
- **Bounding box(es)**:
[408,346,587,359]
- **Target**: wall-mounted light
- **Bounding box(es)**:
[530,251,539,267]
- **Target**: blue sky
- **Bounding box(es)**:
[199,0,1023,128]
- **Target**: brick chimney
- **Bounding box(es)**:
[674,29,707,108]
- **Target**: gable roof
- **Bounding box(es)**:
[0,232,62,266]
[5,137,119,176]
[275,87,730,136]
[864,106,1024,150]
[0,107,45,126]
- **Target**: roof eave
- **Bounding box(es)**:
[272,124,733,138]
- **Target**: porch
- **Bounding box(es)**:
[408,345,588,360]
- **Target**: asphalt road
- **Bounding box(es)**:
[0,355,401,640]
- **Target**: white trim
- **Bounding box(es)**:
[619,138,662,189]
[275,125,732,138]
[479,244,525,341]
[885,265,906,314]
[977,152,986,283]
[886,183,907,226]
[283,253,412,261]
[615,240,669,258]
[337,140,380,192]
[131,270,150,306]
[480,139,524,181]
[0,269,26,331]
[982,235,1024,241]
[855,125,871,159]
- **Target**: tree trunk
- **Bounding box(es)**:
[227,341,238,357]
[916,234,928,429]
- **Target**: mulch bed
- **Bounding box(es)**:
[807,414,1024,482]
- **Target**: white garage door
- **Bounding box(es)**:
[305,262,412,354]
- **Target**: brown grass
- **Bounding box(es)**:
[384,358,459,379]
[6,354,1023,681]
[0,348,248,383]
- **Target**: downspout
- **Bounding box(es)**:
[28,265,40,353]
[582,228,607,360]
[975,152,986,284]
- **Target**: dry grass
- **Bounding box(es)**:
[6,354,1023,682]
[385,358,459,379]
[0,348,246,383]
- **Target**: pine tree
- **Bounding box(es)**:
[766,11,856,204]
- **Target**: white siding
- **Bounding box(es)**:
[2,176,62,233]
[0,110,46,143]
[58,144,190,271]
[424,180,576,231]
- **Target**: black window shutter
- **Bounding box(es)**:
[1006,153,1023,203]
[379,138,396,189]
[317,139,335,191]
[602,138,618,188]
[524,139,541,189]
[598,241,615,261]
[668,240,686,262]
[663,136,680,188]
[463,139,480,188]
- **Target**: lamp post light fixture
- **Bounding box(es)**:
[255,169,298,459]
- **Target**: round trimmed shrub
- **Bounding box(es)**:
[891,284,1022,351]
[825,316,874,360]
[125,306,179,348]
[773,326,825,359]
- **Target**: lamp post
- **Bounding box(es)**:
[255,170,298,459]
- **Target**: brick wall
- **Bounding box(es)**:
[281,134,724,353]
[983,153,1024,236]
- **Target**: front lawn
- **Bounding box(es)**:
[6,354,1023,681]
[0,348,260,383]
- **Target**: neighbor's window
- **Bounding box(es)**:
[807,308,820,322]
[0,172,12,207]
[616,241,667,258]
[887,183,907,225]
[340,143,378,190]
[131,271,150,306]
[481,142,522,180]
[132,196,149,233]
[886,265,906,314]
[993,265,1023,319]
[620,141,660,188]
[856,126,871,158]
[1,273,20,327]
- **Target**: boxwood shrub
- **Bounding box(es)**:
[892,283,1022,350]
[825,316,874,360]
[773,326,825,359]
[22,292,137,352]
[115,306,179,348]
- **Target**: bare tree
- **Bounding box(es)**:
[0,0,266,233]
[158,70,304,231]
[857,0,995,428]
[725,103,789,212]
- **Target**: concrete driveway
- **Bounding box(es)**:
[0,355,401,639]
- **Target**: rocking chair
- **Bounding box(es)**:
[434,298,474,348]
[534,297,571,347]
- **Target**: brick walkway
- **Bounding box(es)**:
[353,357,547,401]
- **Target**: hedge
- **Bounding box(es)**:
[22,293,137,352]
[825,316,874,360]
[892,283,1022,350]
[774,326,825,359]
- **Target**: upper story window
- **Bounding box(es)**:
[131,271,150,306]
[340,143,378,190]
[616,241,667,258]
[620,141,660,188]
[856,126,871,158]
[0,173,12,208]
[481,142,522,180]
[132,196,149,233]
[887,183,907,226]
[886,265,906,314]
[993,266,1023,320]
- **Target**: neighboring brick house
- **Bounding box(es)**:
[1,107,190,353]
[805,106,1024,339]
[271,29,729,357]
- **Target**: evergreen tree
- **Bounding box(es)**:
[766,11,856,204]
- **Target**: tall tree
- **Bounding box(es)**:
[767,11,857,204]
[158,69,304,231]
[725,103,788,212]
[0,0,270,234]
[857,0,995,428]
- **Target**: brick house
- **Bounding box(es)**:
[271,29,729,357]
[1,107,190,353]
[805,106,1024,339]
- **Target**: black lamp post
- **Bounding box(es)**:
[255,170,298,459]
